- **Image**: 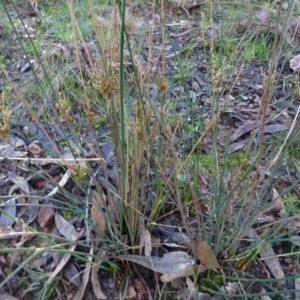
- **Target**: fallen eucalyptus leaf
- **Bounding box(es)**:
[91,204,106,239]
[231,122,289,143]
[27,197,39,224]
[0,198,17,226]
[8,171,30,195]
[247,228,285,286]
[46,244,77,286]
[55,213,82,241]
[91,261,107,299]
[73,247,93,300]
[119,252,195,282]
[191,240,220,272]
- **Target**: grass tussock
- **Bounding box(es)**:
[0,0,300,298]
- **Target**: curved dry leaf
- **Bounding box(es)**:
[230,121,256,142]
[31,255,49,269]
[55,213,81,241]
[92,263,107,299]
[91,204,106,239]
[74,247,93,300]
[64,262,81,287]
[57,43,71,60]
[119,251,195,282]
[139,220,151,257]
[230,123,288,143]
[27,197,39,224]
[8,171,30,195]
[0,137,26,160]
[0,198,16,226]
[228,135,273,154]
[263,123,289,134]
[247,228,285,286]
[46,244,77,287]
[92,191,107,209]
[0,144,26,160]
[290,54,300,71]
[190,240,220,272]
[140,229,151,257]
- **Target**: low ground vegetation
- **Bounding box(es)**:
[0,0,300,299]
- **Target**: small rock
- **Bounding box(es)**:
[255,8,270,22]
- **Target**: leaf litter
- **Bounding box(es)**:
[0,0,300,299]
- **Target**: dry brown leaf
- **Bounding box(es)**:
[263,124,289,134]
[236,22,247,34]
[74,247,93,300]
[191,240,220,272]
[270,188,286,216]
[190,195,209,214]
[64,262,81,287]
[92,191,107,208]
[230,121,256,142]
[8,171,30,194]
[46,244,76,286]
[93,191,117,224]
[247,228,285,286]
[91,263,107,299]
[139,217,151,256]
[91,204,106,239]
